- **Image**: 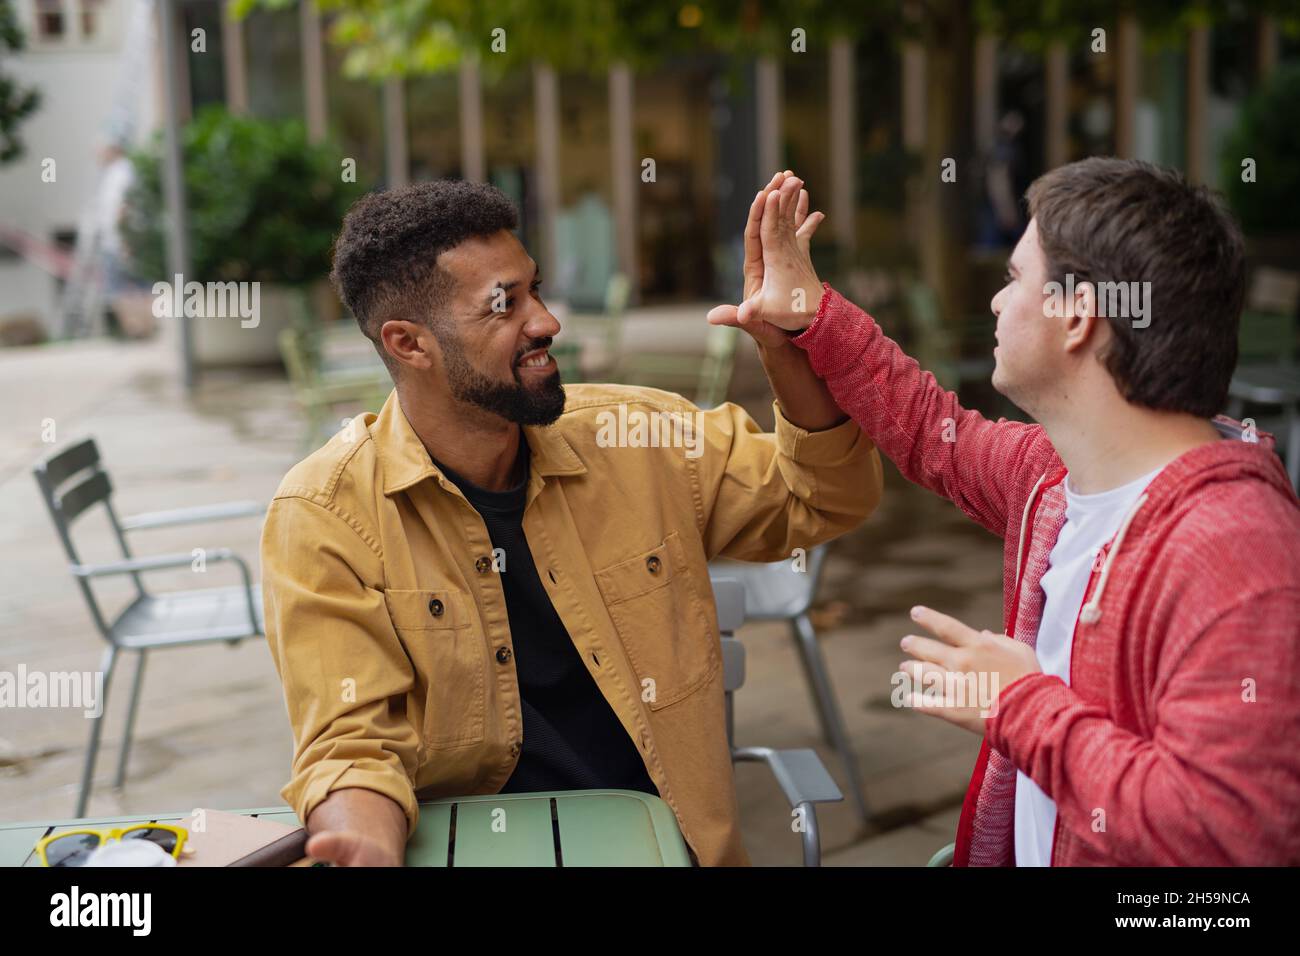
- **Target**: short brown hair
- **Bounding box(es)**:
[1027,157,1245,418]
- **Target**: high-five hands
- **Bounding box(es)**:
[707,170,825,345]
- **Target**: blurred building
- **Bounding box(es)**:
[1,1,1297,334]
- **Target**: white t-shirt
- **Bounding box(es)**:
[1013,465,1163,866]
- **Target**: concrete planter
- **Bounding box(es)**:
[192,282,310,367]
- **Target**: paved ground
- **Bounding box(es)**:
[0,312,1004,866]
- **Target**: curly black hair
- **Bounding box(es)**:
[330,179,519,357]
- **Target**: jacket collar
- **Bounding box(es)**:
[373,388,587,497]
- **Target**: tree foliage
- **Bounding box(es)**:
[0,0,41,164]
[121,106,366,284]
[236,0,1300,81]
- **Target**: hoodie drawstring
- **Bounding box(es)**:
[1079,492,1149,624]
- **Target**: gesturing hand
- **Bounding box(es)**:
[708,170,825,344]
[895,606,1041,735]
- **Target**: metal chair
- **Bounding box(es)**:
[709,544,871,828]
[562,272,631,378]
[927,842,955,867]
[1226,365,1300,491]
[279,321,392,451]
[32,437,265,817]
[712,577,844,866]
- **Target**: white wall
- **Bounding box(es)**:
[0,0,160,328]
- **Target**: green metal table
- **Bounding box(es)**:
[0,789,691,867]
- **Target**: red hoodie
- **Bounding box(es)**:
[793,285,1300,866]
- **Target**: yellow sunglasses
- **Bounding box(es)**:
[36,823,190,867]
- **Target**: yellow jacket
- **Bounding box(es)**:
[261,383,882,865]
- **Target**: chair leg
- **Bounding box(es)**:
[112,649,148,789]
[76,646,118,818]
[791,614,871,827]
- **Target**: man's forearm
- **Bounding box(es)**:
[307,787,408,863]
[756,339,847,432]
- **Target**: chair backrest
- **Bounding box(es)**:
[281,321,388,389]
[905,279,958,389]
[605,272,631,317]
[33,437,113,546]
[711,577,747,750]
[32,437,142,631]
[696,324,740,408]
[596,273,632,356]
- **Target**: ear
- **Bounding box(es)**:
[1062,280,1101,355]
[379,319,437,372]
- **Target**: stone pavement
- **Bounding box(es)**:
[0,319,1004,866]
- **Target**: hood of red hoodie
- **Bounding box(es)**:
[1070,414,1297,625]
[1137,415,1297,516]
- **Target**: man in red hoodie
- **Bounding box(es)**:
[710,158,1300,866]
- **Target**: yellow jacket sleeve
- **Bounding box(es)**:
[692,399,883,562]
[261,491,422,839]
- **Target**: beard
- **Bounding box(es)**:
[436,328,566,426]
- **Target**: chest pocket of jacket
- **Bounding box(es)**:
[384,587,485,751]
[593,531,720,711]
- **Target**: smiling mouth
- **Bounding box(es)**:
[516,348,552,369]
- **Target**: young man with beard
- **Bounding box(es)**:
[260,176,883,866]
[711,160,1300,865]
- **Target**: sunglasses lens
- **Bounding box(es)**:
[46,833,101,867]
[124,827,179,855]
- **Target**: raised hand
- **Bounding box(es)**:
[709,170,825,343]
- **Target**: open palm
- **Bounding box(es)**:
[710,170,825,345]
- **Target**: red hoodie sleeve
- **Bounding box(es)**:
[987,587,1300,865]
[792,285,1055,536]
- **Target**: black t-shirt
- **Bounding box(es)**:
[432,443,658,797]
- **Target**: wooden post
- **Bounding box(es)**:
[384,76,409,187]
[901,2,926,258]
[1258,17,1278,81]
[902,37,926,153]
[1045,41,1068,170]
[1187,24,1209,183]
[829,36,856,255]
[756,56,783,180]
[300,0,327,143]
[973,32,997,156]
[220,0,248,115]
[459,57,486,182]
[533,62,560,288]
[609,63,638,300]
[1115,13,1139,158]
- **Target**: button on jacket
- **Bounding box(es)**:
[261,382,883,865]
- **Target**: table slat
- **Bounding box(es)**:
[405,802,452,867]
[451,798,556,867]
[3,825,50,868]
[555,793,675,866]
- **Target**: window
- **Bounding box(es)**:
[24,0,119,49]
[35,0,65,41]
